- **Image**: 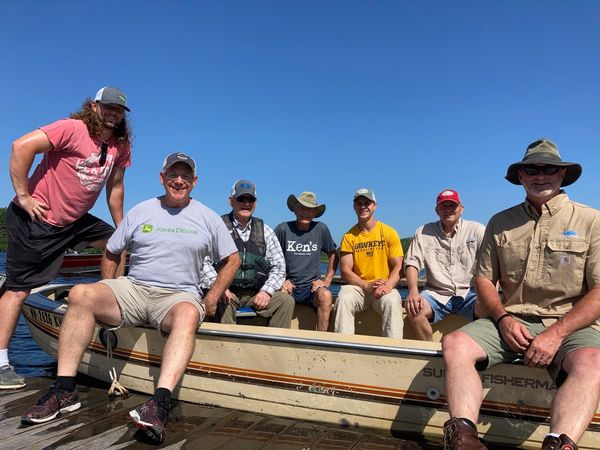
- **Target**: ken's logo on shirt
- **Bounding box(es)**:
[287,240,318,254]
[141,224,154,233]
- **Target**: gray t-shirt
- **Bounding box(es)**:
[274,221,337,289]
[107,197,237,297]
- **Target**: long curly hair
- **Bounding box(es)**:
[70,99,132,149]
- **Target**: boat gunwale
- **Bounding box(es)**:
[25,284,444,358]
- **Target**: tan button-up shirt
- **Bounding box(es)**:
[404,218,485,304]
[473,192,600,325]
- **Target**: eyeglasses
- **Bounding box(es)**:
[165,172,195,182]
[99,143,108,166]
[521,165,561,176]
[236,195,256,203]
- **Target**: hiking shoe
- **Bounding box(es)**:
[21,385,81,424]
[129,397,169,443]
[0,365,26,389]
[541,434,578,450]
[443,417,488,449]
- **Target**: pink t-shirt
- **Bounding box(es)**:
[25,118,131,226]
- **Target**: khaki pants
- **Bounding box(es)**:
[220,288,294,329]
[333,285,403,339]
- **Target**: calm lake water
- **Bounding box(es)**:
[1,251,96,378]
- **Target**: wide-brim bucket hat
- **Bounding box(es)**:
[287,192,326,218]
[505,139,582,187]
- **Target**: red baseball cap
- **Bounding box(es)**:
[436,189,461,205]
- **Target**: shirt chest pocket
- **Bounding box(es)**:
[497,241,529,283]
[543,239,588,284]
[428,248,450,268]
[457,240,479,267]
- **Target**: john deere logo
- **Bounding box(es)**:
[142,224,153,233]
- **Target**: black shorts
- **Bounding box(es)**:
[5,202,115,290]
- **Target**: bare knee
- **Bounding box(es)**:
[164,302,201,333]
[315,289,333,309]
[442,331,481,364]
[68,283,97,308]
[407,308,431,323]
[563,348,600,381]
[1,289,29,304]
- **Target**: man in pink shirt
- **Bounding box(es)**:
[0,86,132,389]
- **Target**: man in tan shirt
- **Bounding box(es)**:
[442,139,600,450]
[404,189,485,341]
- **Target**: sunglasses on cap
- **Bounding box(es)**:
[236,195,256,203]
[521,165,561,176]
[99,143,108,166]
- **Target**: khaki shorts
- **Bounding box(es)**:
[461,316,600,385]
[99,277,205,331]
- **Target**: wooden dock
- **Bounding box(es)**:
[0,377,428,449]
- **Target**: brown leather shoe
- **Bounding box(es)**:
[541,434,578,450]
[443,417,487,449]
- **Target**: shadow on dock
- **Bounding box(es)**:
[1,376,435,449]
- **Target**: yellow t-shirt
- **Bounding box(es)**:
[340,221,403,282]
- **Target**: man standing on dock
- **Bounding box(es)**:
[21,152,240,444]
[203,180,295,328]
[0,87,132,389]
[404,189,485,341]
[442,139,600,450]
[275,191,339,332]
[333,188,404,339]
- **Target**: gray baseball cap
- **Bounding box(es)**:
[94,86,130,111]
[162,152,196,174]
[231,180,257,198]
[353,188,376,203]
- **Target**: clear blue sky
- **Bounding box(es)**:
[1,1,598,242]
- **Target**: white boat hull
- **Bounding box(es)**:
[22,284,600,449]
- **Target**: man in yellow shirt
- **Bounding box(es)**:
[333,188,404,339]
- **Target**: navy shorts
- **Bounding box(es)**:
[5,202,115,290]
[292,285,316,304]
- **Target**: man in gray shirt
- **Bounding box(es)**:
[275,192,339,331]
[404,189,485,341]
[21,153,240,445]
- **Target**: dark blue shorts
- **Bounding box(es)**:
[292,285,316,305]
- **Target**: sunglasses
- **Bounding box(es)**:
[236,195,256,203]
[99,143,108,166]
[521,165,561,176]
[165,172,195,182]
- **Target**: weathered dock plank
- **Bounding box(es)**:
[0,377,425,449]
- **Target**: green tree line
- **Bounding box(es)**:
[319,237,413,262]
[0,208,412,255]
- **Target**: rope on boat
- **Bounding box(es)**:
[105,334,129,398]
